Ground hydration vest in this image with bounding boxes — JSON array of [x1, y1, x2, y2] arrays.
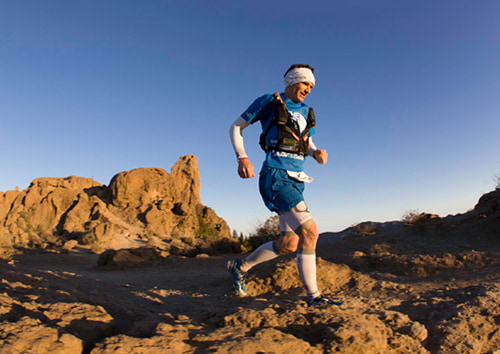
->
[[259, 93, 316, 156]]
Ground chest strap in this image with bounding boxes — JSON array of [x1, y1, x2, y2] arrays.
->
[[259, 93, 315, 156]]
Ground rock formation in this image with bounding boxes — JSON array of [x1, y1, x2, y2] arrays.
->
[[0, 155, 235, 257]]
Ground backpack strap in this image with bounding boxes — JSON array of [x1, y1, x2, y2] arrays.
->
[[259, 93, 315, 156], [259, 93, 287, 151]]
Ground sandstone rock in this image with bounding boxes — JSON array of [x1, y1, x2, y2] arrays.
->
[[1, 176, 104, 249], [0, 316, 83, 354], [0, 155, 232, 258], [109, 167, 174, 211], [63, 239, 79, 252], [0, 190, 20, 221], [42, 302, 115, 344], [91, 333, 193, 354], [97, 247, 163, 269], [170, 154, 201, 205], [206, 328, 321, 354], [409, 321, 428, 342]]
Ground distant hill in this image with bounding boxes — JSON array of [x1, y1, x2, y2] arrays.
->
[[319, 220, 405, 243]]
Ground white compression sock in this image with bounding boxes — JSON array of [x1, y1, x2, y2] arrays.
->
[[239, 241, 280, 272], [297, 250, 321, 299]]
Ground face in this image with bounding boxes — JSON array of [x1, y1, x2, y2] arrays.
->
[[284, 82, 314, 103]]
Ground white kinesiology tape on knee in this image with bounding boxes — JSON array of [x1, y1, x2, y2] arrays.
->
[[280, 201, 313, 234]]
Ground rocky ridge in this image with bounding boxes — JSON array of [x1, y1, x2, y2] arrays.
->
[[0, 155, 235, 258]]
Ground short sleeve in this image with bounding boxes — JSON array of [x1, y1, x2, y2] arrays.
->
[[240, 94, 273, 124]]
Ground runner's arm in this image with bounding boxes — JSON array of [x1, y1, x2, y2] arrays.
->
[[309, 137, 328, 164], [229, 117, 250, 159], [230, 117, 255, 178], [308, 137, 317, 157]]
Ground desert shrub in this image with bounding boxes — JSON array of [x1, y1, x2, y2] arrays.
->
[[188, 235, 242, 256], [196, 213, 217, 238], [204, 236, 242, 254], [240, 215, 280, 252], [494, 173, 500, 190], [401, 209, 422, 225], [18, 211, 32, 230], [254, 215, 280, 237]]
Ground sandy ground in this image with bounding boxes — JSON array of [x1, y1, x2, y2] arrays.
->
[[2, 213, 500, 354]]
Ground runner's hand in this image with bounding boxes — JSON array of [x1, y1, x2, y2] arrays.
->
[[238, 158, 255, 178], [314, 149, 328, 164]]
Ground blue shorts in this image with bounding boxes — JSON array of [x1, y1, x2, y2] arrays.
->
[[259, 166, 305, 213]]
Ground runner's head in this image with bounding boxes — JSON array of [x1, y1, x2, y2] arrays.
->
[[284, 64, 315, 103]]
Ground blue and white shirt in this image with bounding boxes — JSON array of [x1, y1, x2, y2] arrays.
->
[[240, 93, 315, 172]]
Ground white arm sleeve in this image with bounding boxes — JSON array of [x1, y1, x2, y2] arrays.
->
[[308, 136, 318, 157], [229, 117, 251, 160]]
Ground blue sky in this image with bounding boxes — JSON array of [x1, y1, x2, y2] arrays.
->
[[1, 1, 499, 234]]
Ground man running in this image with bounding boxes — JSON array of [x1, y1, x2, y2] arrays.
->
[[228, 64, 341, 307]]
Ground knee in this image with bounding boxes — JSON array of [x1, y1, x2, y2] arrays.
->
[[303, 226, 318, 241], [278, 244, 298, 254], [299, 222, 319, 249], [275, 238, 299, 254]]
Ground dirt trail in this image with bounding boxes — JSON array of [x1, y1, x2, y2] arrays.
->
[[10, 249, 241, 323], [2, 212, 500, 353]]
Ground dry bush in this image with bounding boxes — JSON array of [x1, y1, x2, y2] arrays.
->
[[401, 209, 422, 225], [494, 173, 500, 190], [240, 215, 280, 252]]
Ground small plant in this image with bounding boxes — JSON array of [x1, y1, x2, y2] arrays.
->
[[196, 213, 217, 238], [401, 209, 422, 225], [19, 211, 33, 230], [254, 215, 280, 238], [239, 215, 280, 252], [494, 173, 500, 190]]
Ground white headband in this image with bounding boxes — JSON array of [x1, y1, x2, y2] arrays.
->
[[284, 67, 315, 88]]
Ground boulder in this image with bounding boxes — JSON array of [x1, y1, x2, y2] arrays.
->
[[97, 247, 163, 269]]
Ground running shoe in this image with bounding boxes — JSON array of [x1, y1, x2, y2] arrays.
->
[[307, 295, 344, 308], [227, 259, 247, 296]]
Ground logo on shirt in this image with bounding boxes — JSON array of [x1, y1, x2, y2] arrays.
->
[[289, 111, 307, 132], [274, 151, 305, 160]]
